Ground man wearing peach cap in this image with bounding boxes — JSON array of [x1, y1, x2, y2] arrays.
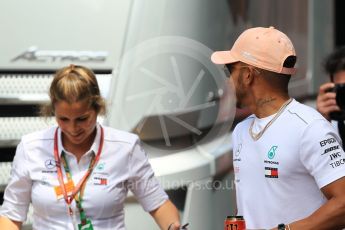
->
[[212, 26, 345, 230]]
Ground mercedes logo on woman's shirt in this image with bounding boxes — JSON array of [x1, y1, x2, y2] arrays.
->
[[45, 159, 56, 169]]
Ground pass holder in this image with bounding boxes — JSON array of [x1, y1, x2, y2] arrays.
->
[[54, 180, 75, 200], [78, 219, 94, 230]]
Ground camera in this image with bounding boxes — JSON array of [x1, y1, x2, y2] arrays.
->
[[329, 83, 345, 120]]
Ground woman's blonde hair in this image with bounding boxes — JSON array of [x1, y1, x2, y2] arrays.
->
[[40, 64, 106, 116]]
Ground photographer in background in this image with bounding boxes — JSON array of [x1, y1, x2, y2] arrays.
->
[[317, 46, 345, 145]]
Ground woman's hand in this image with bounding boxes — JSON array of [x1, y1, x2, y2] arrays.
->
[[0, 216, 22, 230], [167, 222, 181, 230]]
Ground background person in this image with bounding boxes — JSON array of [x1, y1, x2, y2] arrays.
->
[[212, 26, 345, 230], [0, 65, 181, 230], [317, 46, 345, 144]]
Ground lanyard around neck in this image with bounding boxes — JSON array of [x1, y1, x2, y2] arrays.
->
[[60, 151, 92, 225], [53, 126, 104, 210], [60, 151, 91, 203]]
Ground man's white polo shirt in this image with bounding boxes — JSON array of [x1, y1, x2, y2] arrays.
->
[[0, 124, 168, 229], [232, 99, 345, 229]]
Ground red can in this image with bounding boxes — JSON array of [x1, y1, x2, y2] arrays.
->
[[224, 216, 246, 230]]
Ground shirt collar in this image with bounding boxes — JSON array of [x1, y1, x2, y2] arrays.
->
[[57, 123, 101, 157]]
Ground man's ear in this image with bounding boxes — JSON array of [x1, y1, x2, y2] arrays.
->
[[246, 67, 261, 86], [242, 69, 254, 85]]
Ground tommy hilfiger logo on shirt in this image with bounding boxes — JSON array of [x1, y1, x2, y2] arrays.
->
[[265, 167, 278, 178], [94, 177, 108, 185]]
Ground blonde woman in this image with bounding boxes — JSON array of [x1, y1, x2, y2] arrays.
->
[[0, 65, 180, 230]]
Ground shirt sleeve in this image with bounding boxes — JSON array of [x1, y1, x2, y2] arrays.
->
[[127, 138, 168, 212], [0, 141, 32, 222], [300, 119, 345, 188]]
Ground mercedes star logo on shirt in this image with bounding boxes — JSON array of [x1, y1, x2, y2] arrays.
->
[[45, 159, 56, 169]]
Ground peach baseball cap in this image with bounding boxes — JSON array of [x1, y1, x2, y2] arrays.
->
[[211, 26, 296, 75]]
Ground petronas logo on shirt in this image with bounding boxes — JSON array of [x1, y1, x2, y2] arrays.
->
[[267, 146, 278, 159], [96, 163, 105, 171]]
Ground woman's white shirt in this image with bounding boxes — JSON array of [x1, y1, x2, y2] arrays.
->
[[0, 124, 168, 230]]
